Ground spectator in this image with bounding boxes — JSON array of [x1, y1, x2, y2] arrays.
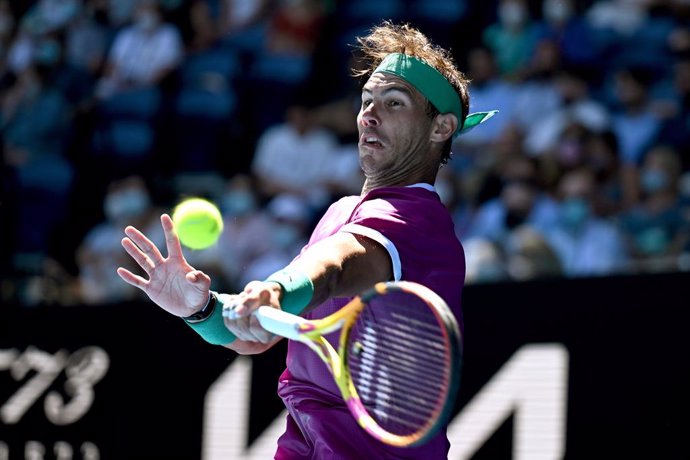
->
[[523, 66, 611, 158], [95, 0, 183, 99], [453, 45, 518, 153], [609, 65, 662, 167], [1, 59, 74, 264], [105, 0, 139, 29], [264, 0, 325, 57], [538, 120, 593, 191], [543, 167, 629, 277], [236, 192, 312, 289], [182, 0, 220, 52], [184, 174, 275, 292], [64, 0, 111, 79], [482, 0, 540, 80], [21, 0, 80, 36], [244, 0, 326, 130], [536, 0, 603, 68], [217, 0, 271, 53], [76, 174, 162, 304], [88, 0, 185, 175], [464, 154, 559, 244], [463, 236, 509, 284], [617, 145, 689, 272], [511, 38, 563, 135], [504, 225, 563, 281], [251, 100, 340, 210], [654, 58, 690, 170], [585, 0, 648, 38], [582, 129, 628, 216]]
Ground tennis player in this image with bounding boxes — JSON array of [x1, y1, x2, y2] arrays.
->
[[118, 21, 494, 459]]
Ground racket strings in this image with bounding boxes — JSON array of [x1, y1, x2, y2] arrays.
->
[[355, 329, 447, 379], [352, 365, 443, 415], [363, 318, 449, 364], [350, 329, 447, 413], [347, 293, 451, 437], [351, 346, 446, 390]]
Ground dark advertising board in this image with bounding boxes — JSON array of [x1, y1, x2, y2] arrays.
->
[[2, 272, 688, 459]]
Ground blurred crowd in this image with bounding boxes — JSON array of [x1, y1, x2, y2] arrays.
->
[[1, 0, 689, 307]]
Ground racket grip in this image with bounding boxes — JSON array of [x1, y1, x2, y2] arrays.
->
[[253, 306, 306, 341]]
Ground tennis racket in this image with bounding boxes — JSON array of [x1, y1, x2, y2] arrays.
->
[[228, 280, 462, 447]]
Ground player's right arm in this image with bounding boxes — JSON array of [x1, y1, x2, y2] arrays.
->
[[222, 230, 393, 354]]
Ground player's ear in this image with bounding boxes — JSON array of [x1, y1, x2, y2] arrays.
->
[[430, 113, 458, 143]]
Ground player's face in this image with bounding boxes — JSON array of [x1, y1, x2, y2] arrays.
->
[[357, 72, 435, 181]]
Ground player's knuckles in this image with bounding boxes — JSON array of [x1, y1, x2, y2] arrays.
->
[[225, 317, 255, 341], [248, 316, 272, 342], [243, 280, 264, 293]]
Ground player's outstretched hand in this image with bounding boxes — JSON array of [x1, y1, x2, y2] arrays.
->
[[117, 213, 211, 317]]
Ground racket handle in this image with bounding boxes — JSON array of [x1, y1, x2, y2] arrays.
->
[[253, 306, 307, 341]]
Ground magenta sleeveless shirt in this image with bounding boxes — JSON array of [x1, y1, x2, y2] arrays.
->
[[274, 185, 465, 459]]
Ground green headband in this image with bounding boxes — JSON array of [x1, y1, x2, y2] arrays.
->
[[373, 53, 498, 136]]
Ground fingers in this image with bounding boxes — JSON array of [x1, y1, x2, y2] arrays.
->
[[161, 214, 185, 260], [123, 225, 165, 267], [220, 293, 274, 343], [231, 281, 272, 318], [116, 267, 148, 289], [226, 314, 274, 343], [185, 270, 211, 285], [121, 237, 157, 275]]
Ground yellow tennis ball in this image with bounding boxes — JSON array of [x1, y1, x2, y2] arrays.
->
[[172, 198, 224, 250]]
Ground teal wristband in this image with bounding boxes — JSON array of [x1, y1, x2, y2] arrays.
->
[[264, 269, 314, 315], [184, 292, 237, 345]]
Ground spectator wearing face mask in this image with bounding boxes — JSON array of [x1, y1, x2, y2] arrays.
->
[[482, 0, 540, 80], [609, 65, 662, 167], [616, 145, 689, 272], [464, 154, 559, 244], [95, 0, 183, 99], [543, 167, 629, 277], [523, 67, 611, 158], [654, 58, 690, 168], [582, 129, 628, 217], [183, 174, 275, 293], [22, 0, 80, 35], [535, 0, 603, 69], [1, 54, 74, 268], [235, 192, 311, 290], [452, 45, 519, 154], [75, 175, 162, 304]]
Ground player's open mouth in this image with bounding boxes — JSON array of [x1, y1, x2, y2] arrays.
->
[[361, 135, 384, 148]]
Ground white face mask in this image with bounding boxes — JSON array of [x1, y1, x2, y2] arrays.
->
[[104, 189, 150, 221], [271, 223, 300, 249], [221, 190, 257, 217], [640, 169, 669, 194], [499, 2, 528, 27], [543, 0, 572, 23], [136, 11, 159, 32]]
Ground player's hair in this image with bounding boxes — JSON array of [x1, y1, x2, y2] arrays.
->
[[353, 21, 471, 164]]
